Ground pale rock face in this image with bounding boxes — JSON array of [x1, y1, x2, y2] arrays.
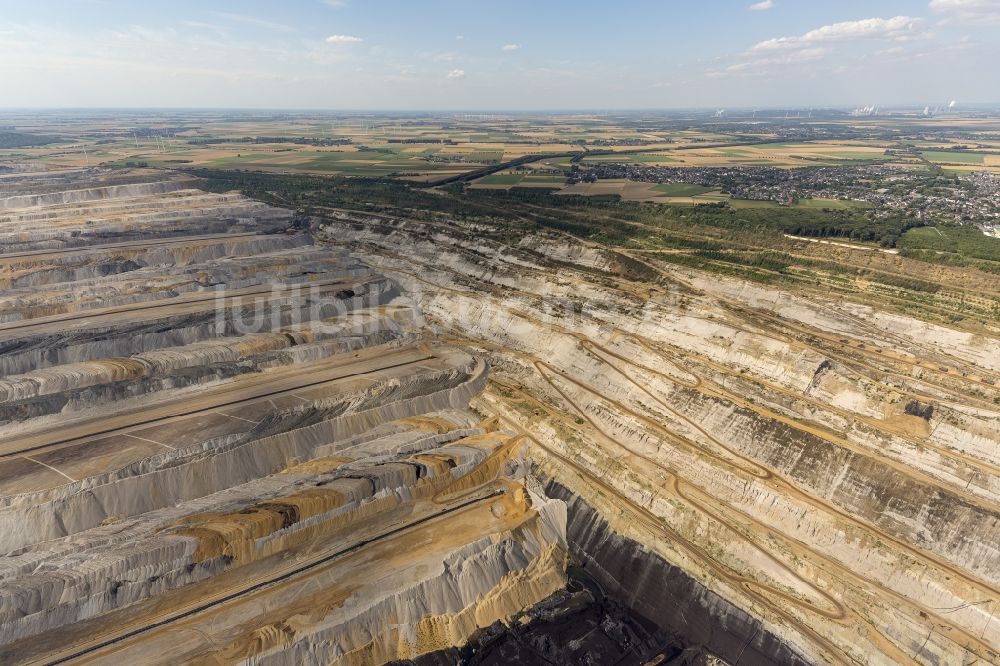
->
[[2, 170, 996, 666], [0, 172, 591, 666], [315, 210, 1000, 666], [0, 180, 194, 210]]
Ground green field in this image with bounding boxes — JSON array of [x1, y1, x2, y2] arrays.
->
[[898, 226, 1000, 265], [192, 144, 527, 174], [729, 197, 870, 210], [202, 149, 433, 176], [521, 174, 567, 185], [477, 173, 524, 185], [208, 152, 281, 166], [795, 197, 872, 210], [0, 131, 64, 148], [653, 183, 716, 196], [466, 150, 504, 163], [921, 150, 986, 165], [729, 199, 779, 209]]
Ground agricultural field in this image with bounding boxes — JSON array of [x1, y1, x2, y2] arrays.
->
[[7, 110, 1000, 183], [0, 111, 591, 179], [472, 172, 526, 187], [3, 108, 999, 216], [582, 153, 680, 164], [728, 197, 872, 210], [557, 179, 729, 204], [664, 142, 892, 167], [470, 171, 567, 189], [919, 149, 1000, 173], [575, 142, 894, 168], [921, 150, 988, 165]]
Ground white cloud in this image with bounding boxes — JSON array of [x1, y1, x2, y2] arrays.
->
[[182, 21, 221, 30], [455, 35, 464, 40], [876, 45, 906, 56], [715, 16, 927, 78], [749, 0, 774, 10], [213, 12, 294, 33], [752, 16, 924, 51], [323, 0, 348, 7], [447, 68, 465, 79], [326, 34, 363, 44], [720, 46, 829, 75], [501, 43, 521, 51], [930, 0, 1000, 23]]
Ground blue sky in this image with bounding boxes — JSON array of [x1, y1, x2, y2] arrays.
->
[[1, 0, 998, 109]]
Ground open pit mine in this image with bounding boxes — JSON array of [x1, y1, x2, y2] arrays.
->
[[0, 168, 998, 666]]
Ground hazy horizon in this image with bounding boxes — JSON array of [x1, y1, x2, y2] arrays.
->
[[2, 104, 999, 114]]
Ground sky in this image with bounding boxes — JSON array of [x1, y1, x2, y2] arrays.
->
[[1, 0, 998, 109]]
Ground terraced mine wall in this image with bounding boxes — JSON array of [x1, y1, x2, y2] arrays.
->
[[547, 480, 809, 666], [0, 182, 295, 254], [0, 179, 198, 210], [0, 171, 600, 665], [0, 279, 399, 376], [0, 325, 399, 423], [4, 169, 999, 664], [0, 233, 313, 294], [0, 167, 95, 194], [244, 494, 569, 666], [0, 420, 519, 645], [389, 479, 808, 666], [315, 207, 1000, 665], [0, 355, 488, 553]]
